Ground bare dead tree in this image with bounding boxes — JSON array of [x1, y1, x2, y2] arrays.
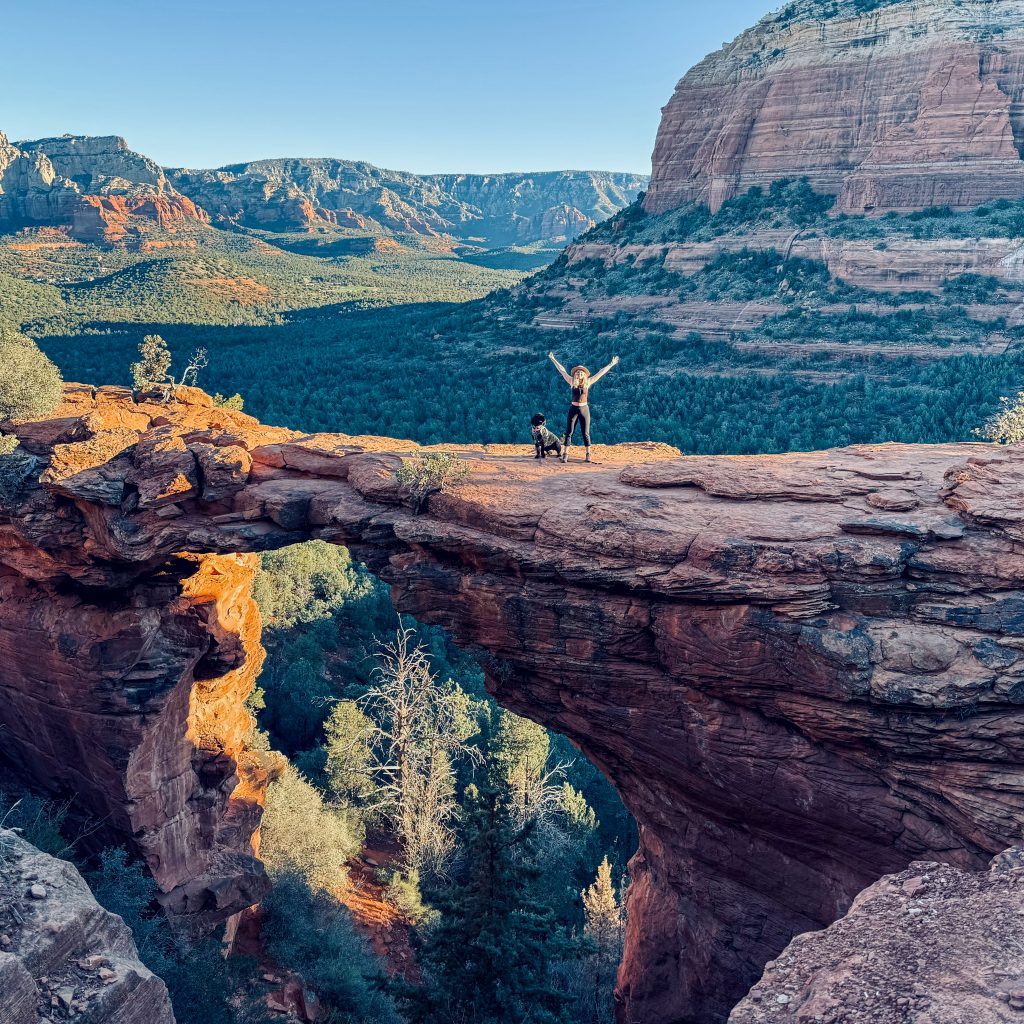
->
[[359, 627, 477, 876]]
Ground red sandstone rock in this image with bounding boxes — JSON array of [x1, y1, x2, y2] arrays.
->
[[73, 193, 210, 244], [3, 387, 1024, 1022], [646, 0, 1024, 215]]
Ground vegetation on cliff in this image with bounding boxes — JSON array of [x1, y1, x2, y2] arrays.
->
[[251, 541, 632, 1023]]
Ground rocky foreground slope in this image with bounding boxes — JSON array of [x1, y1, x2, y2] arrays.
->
[[0, 132, 644, 247], [0, 829, 174, 1024], [3, 386, 1024, 1023], [728, 848, 1024, 1024]]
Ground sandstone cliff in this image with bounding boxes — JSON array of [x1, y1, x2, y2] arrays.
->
[[0, 829, 174, 1024], [515, 0, 1024, 385], [0, 134, 209, 244], [646, 0, 1024, 215], [3, 386, 1024, 1023], [0, 131, 644, 249]]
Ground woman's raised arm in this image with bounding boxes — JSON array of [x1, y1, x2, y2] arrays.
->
[[588, 355, 620, 385], [548, 351, 573, 385]]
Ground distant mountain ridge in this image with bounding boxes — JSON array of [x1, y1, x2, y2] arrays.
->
[[0, 132, 646, 248], [168, 158, 646, 245]]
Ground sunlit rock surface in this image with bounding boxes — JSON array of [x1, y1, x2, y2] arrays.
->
[[646, 0, 1024, 215]]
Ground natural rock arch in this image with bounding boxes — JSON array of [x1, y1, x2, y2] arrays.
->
[[2, 385, 1024, 1024]]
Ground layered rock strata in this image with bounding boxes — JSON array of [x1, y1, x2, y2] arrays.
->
[[3, 386, 1024, 1023], [0, 133, 209, 243], [0, 131, 644, 247], [646, 0, 1024, 215]]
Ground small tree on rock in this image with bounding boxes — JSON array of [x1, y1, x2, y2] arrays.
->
[[131, 334, 173, 392], [396, 453, 470, 513], [131, 335, 209, 400]]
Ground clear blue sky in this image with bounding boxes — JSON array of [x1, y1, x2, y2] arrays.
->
[[3, 0, 776, 175]]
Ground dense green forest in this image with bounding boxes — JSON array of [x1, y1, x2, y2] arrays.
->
[[10, 180, 1022, 455], [34, 292, 1024, 455]]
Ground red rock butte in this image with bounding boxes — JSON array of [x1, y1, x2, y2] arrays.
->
[[646, 0, 1024, 215], [2, 386, 1024, 1024]]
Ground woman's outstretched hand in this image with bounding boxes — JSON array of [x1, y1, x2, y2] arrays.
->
[[548, 351, 556, 360], [612, 355, 621, 365]]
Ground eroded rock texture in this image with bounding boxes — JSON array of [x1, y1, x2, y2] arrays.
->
[[0, 829, 174, 1024], [646, 0, 1024, 214], [728, 848, 1024, 1024], [3, 386, 1024, 1023]]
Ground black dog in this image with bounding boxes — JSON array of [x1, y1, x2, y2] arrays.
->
[[531, 413, 563, 459]]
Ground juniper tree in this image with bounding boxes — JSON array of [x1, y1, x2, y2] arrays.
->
[[0, 329, 63, 421], [131, 333, 173, 391]]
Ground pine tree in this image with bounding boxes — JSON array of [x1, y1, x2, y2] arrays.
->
[[402, 784, 573, 1024], [580, 856, 625, 1024]]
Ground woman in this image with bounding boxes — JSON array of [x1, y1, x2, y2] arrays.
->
[[548, 351, 620, 463]]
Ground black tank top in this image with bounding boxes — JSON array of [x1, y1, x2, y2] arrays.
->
[[571, 383, 588, 404]]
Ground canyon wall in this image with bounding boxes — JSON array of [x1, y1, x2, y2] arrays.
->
[[165, 161, 647, 243], [0, 133, 210, 244], [646, 0, 1024, 215], [3, 386, 1024, 1023]]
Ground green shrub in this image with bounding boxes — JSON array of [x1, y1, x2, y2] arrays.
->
[[253, 541, 376, 630], [0, 330, 63, 421], [395, 453, 470, 511], [977, 391, 1024, 444], [213, 392, 245, 410], [382, 867, 433, 924], [260, 762, 363, 891]]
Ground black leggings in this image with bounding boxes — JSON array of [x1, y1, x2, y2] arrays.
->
[[564, 403, 591, 446]]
